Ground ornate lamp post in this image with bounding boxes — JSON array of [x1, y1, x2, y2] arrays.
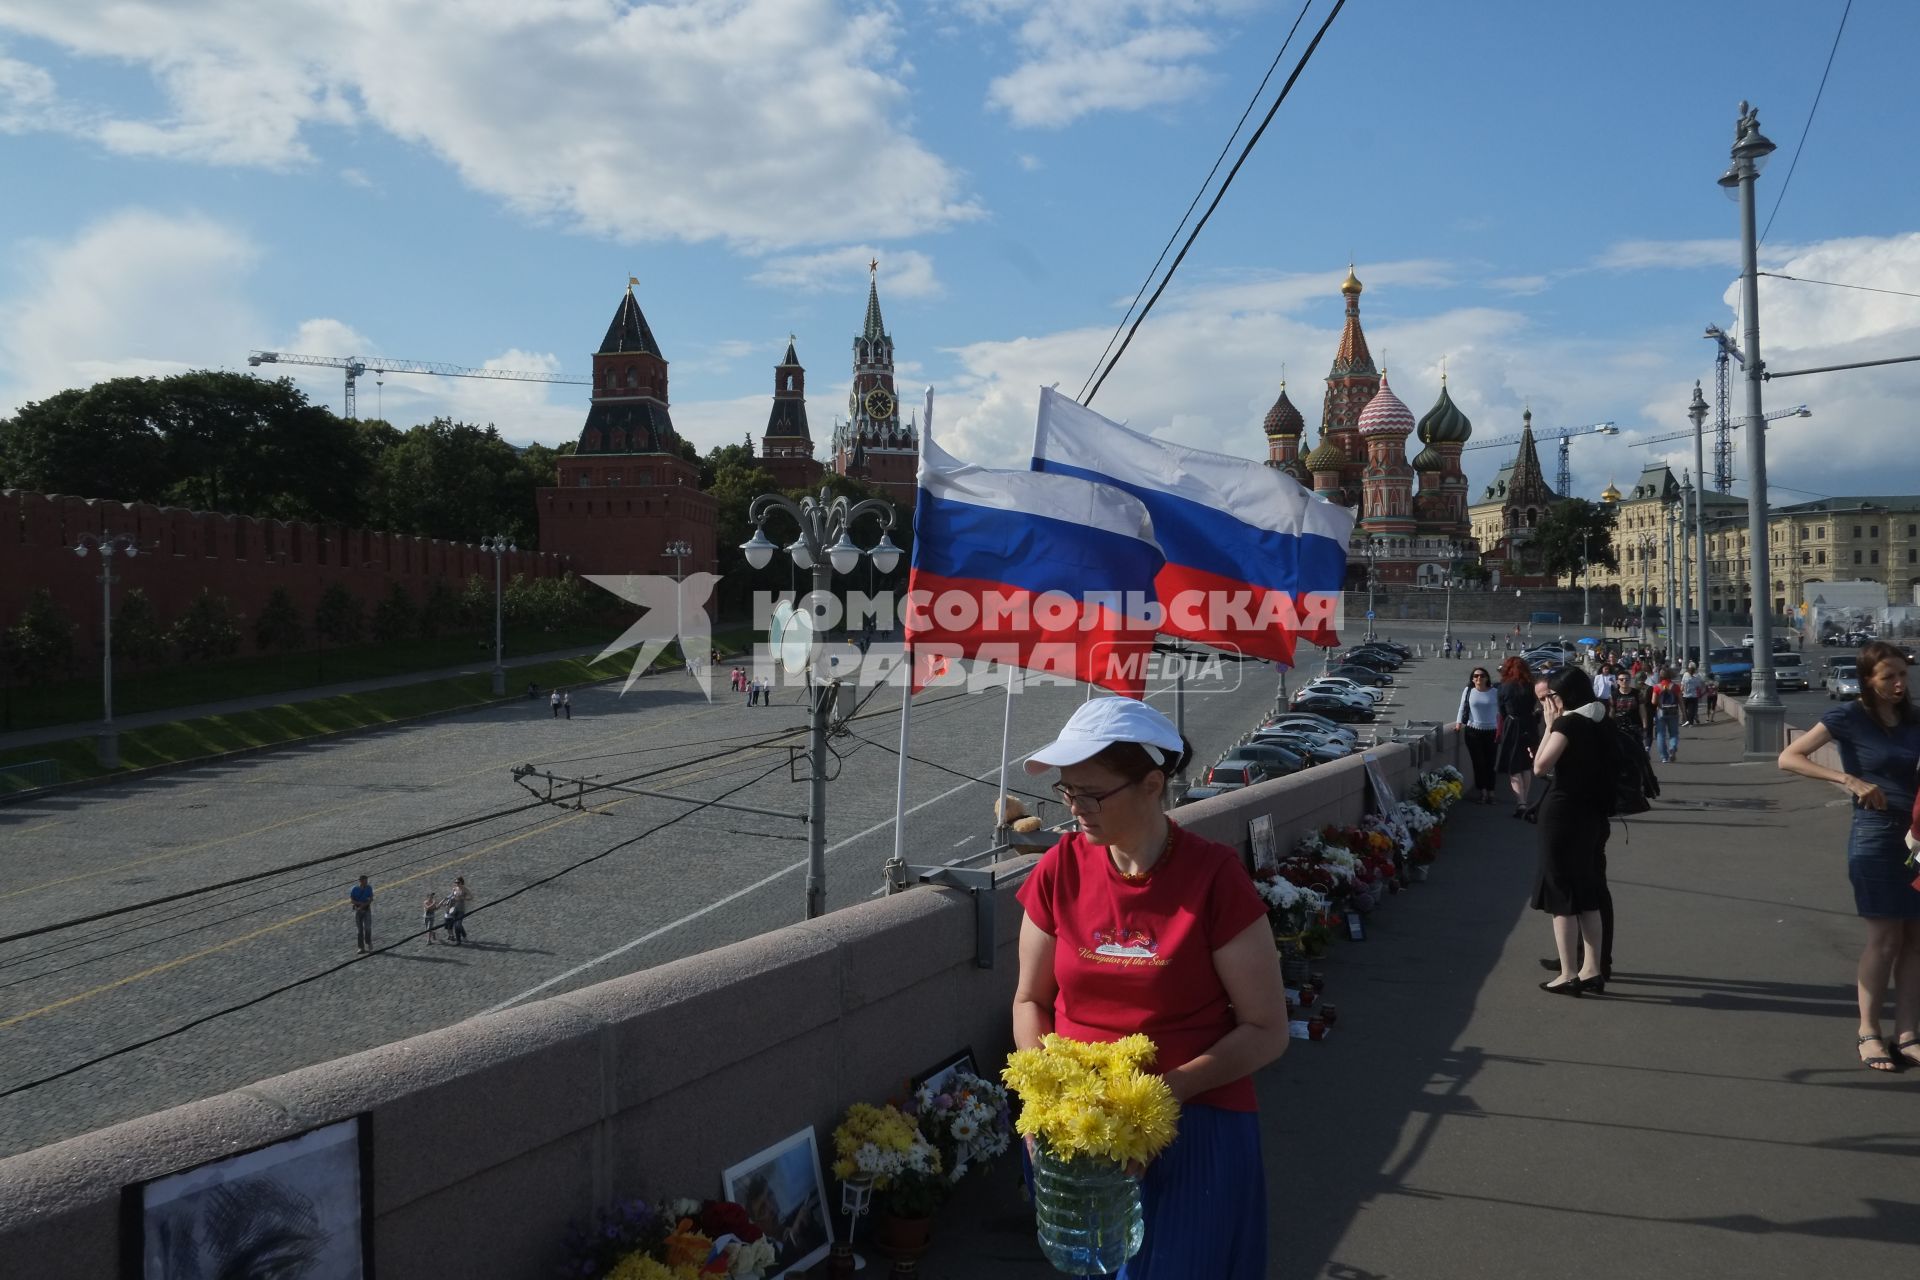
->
[[480, 535, 515, 695], [1581, 530, 1591, 627], [73, 533, 140, 767], [1362, 538, 1381, 642], [741, 488, 901, 919], [1720, 100, 1782, 756], [1687, 383, 1711, 650], [1636, 531, 1657, 641], [664, 538, 693, 670]]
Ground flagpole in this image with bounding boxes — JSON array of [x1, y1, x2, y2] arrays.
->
[[886, 388, 933, 893], [995, 662, 1016, 834]]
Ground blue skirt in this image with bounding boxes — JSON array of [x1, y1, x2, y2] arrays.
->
[[1024, 1103, 1266, 1278], [1847, 810, 1920, 918]]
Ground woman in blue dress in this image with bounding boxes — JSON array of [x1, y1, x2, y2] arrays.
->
[[1778, 641, 1920, 1072]]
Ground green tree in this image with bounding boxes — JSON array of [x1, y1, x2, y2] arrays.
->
[[161, 371, 370, 523], [0, 381, 172, 500], [254, 586, 307, 654], [314, 583, 363, 648], [1529, 498, 1621, 583], [372, 419, 533, 545], [370, 582, 418, 645], [112, 588, 170, 670], [418, 579, 464, 639], [458, 573, 492, 630], [169, 590, 243, 663], [705, 448, 781, 620], [3, 589, 75, 682]]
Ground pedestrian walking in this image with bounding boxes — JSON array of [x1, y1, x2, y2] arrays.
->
[[349, 875, 374, 953], [1014, 697, 1287, 1274], [1681, 663, 1705, 727], [1592, 665, 1616, 705], [1777, 641, 1920, 1072], [423, 892, 440, 945], [1454, 666, 1500, 803], [1651, 669, 1682, 763], [1704, 677, 1719, 722], [445, 876, 471, 945], [1493, 656, 1541, 817], [550, 689, 562, 718], [1530, 667, 1613, 996], [562, 691, 572, 720]]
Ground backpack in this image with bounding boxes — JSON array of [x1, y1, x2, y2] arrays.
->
[[1655, 681, 1679, 711], [1605, 720, 1660, 816]]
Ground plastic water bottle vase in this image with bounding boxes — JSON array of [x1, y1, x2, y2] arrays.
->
[[1032, 1142, 1143, 1275]]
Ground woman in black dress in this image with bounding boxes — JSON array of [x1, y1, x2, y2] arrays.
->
[[1493, 656, 1540, 816], [1531, 666, 1612, 996]]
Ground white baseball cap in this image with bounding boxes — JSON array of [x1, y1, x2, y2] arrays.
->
[[1024, 698, 1185, 775]]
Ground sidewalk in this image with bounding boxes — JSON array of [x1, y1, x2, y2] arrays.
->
[[920, 715, 1920, 1278], [0, 643, 612, 755]]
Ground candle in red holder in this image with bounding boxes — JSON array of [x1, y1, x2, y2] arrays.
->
[[1308, 1016, 1327, 1041], [1297, 988, 1317, 1008], [1319, 1003, 1339, 1027]]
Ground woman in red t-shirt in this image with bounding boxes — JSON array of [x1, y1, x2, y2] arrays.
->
[[1014, 697, 1289, 1277]]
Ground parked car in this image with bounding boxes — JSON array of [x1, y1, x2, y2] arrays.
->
[[1349, 640, 1408, 659], [1253, 733, 1348, 765], [1295, 686, 1375, 712], [1741, 633, 1754, 648], [1827, 662, 1860, 701], [1255, 720, 1355, 747], [1219, 743, 1307, 775], [1262, 713, 1360, 744], [1324, 664, 1392, 686], [1175, 784, 1229, 805], [1773, 652, 1809, 692], [1289, 694, 1377, 723], [1302, 677, 1386, 702], [1337, 649, 1400, 671], [1205, 760, 1278, 788], [1709, 645, 1753, 695]]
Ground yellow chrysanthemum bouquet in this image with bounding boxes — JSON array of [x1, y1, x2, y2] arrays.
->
[[1002, 1034, 1179, 1273]]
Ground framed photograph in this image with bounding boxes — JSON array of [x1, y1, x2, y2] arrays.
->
[[721, 1128, 832, 1278], [910, 1048, 978, 1099], [121, 1115, 371, 1279], [1247, 813, 1279, 876], [1361, 752, 1399, 817]]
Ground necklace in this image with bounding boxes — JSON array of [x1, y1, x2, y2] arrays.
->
[[1110, 821, 1176, 884]]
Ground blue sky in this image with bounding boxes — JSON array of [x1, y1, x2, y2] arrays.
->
[[2, 0, 1917, 507]]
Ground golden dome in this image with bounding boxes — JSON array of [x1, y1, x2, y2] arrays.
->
[[1600, 479, 1622, 503], [1341, 264, 1363, 295]]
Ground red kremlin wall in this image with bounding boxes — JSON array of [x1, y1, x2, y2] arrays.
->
[[0, 490, 567, 661]]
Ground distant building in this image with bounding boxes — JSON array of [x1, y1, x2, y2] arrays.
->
[[830, 263, 918, 509], [536, 281, 716, 579], [758, 337, 821, 492], [1466, 410, 1560, 588]]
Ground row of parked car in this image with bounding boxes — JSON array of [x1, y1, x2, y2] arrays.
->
[[1178, 641, 1413, 804]]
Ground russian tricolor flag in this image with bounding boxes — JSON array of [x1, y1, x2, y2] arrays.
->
[[906, 428, 1166, 698], [1031, 387, 1352, 659]]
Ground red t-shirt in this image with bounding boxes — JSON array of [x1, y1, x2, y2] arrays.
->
[[1016, 823, 1269, 1111]]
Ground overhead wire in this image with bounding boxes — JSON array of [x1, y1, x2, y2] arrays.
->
[[1084, 0, 1348, 406], [1758, 0, 1852, 245], [1756, 271, 1920, 302], [1076, 0, 1316, 402]]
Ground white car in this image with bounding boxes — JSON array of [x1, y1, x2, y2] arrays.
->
[[1303, 677, 1386, 702], [1294, 686, 1375, 712], [1741, 633, 1755, 648]]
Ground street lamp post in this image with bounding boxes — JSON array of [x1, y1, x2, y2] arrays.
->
[[1688, 383, 1712, 651], [1637, 532, 1656, 642], [1363, 539, 1379, 642], [1581, 530, 1591, 627], [73, 533, 140, 767], [1721, 100, 1782, 756], [1663, 500, 1678, 663], [664, 538, 692, 670], [1441, 541, 1458, 654], [741, 488, 901, 919], [481, 535, 515, 695], [1678, 474, 1695, 666]]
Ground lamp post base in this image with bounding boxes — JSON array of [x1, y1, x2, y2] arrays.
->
[[1741, 700, 1786, 760], [491, 667, 506, 696], [95, 730, 120, 769]]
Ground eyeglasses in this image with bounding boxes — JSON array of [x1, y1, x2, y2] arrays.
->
[[1471, 672, 1490, 681], [1051, 777, 1141, 814]]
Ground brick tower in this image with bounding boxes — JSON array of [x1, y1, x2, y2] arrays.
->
[[831, 261, 917, 509], [759, 336, 822, 491]]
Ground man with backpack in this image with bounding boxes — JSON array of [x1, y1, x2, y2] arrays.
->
[[1650, 668, 1683, 764]]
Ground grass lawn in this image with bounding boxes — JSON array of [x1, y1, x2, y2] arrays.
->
[[0, 624, 755, 788]]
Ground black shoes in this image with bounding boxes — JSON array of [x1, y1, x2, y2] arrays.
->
[[1539, 977, 1581, 997]]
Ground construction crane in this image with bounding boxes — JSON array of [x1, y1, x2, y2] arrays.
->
[[1703, 324, 1741, 491], [1629, 404, 1810, 449], [1463, 420, 1618, 498], [246, 351, 591, 419]]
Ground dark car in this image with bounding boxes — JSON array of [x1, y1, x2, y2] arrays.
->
[[1263, 713, 1360, 742], [1338, 649, 1401, 670], [1175, 784, 1230, 805], [1290, 694, 1377, 723], [1252, 733, 1347, 765], [1219, 743, 1306, 775], [1325, 664, 1392, 686], [1205, 760, 1277, 788]]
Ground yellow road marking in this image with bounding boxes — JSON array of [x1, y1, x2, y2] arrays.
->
[[0, 745, 787, 1029]]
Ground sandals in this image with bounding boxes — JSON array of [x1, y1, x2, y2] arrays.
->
[[1859, 1034, 1898, 1072], [1898, 1037, 1920, 1069]]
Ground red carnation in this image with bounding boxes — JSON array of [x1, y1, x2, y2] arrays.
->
[[698, 1199, 763, 1243]]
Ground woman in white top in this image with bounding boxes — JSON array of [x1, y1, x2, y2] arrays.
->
[[1454, 666, 1502, 803]]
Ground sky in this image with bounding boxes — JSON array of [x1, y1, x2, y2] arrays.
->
[[2, 0, 1918, 512]]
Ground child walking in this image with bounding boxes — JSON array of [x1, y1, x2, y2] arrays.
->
[[423, 892, 441, 945]]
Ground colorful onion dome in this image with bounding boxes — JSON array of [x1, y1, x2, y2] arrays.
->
[[1262, 381, 1306, 437], [1600, 479, 1623, 503], [1416, 378, 1473, 444], [1412, 444, 1445, 471], [1305, 437, 1347, 471], [1357, 371, 1414, 436], [1341, 265, 1363, 296]]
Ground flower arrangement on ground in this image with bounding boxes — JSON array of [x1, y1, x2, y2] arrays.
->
[[910, 1071, 1013, 1185], [1256, 871, 1330, 938], [1001, 1033, 1180, 1166], [1418, 767, 1465, 815], [558, 1197, 776, 1280], [830, 1101, 947, 1219]]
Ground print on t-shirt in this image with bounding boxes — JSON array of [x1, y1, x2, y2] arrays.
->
[[1090, 926, 1161, 961]]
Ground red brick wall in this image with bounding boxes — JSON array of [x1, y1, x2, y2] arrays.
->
[[535, 482, 718, 580], [0, 490, 569, 660]]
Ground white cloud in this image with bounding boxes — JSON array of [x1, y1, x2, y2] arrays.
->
[[1488, 275, 1549, 296], [0, 0, 979, 249], [962, 0, 1254, 128], [750, 246, 942, 299], [1018, 153, 1043, 171], [1593, 239, 1741, 272]]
